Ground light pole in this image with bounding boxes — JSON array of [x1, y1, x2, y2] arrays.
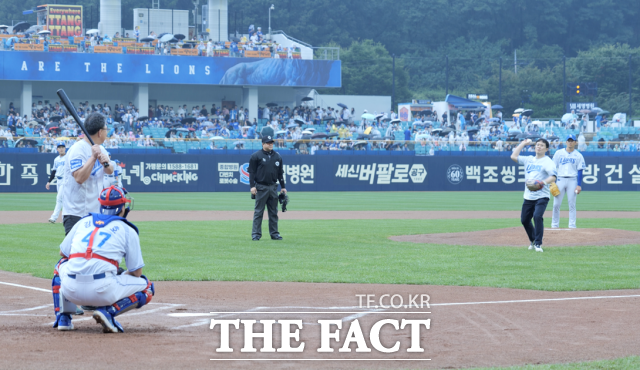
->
[[268, 4, 274, 40]]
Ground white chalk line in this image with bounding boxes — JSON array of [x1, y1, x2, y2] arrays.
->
[[430, 294, 640, 307], [56, 303, 184, 325], [0, 304, 52, 314], [0, 281, 50, 292], [6, 280, 640, 328], [170, 294, 640, 329]]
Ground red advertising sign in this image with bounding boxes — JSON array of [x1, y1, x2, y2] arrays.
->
[[47, 5, 83, 37]]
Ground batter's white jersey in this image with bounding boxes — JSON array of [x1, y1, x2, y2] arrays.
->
[[518, 155, 557, 200], [553, 149, 586, 177], [60, 213, 144, 275], [62, 141, 111, 217]]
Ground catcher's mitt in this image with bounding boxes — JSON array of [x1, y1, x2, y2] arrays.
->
[[525, 179, 545, 192], [549, 182, 560, 197], [278, 192, 289, 212]]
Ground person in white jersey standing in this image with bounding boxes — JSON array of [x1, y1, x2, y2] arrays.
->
[[46, 142, 67, 224], [551, 134, 586, 229]]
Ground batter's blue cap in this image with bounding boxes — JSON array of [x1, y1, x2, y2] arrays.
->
[[566, 134, 576, 141], [56, 141, 65, 147]]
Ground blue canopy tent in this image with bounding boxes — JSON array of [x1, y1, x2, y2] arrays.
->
[[445, 94, 486, 111]]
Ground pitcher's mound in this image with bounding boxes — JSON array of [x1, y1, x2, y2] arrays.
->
[[390, 227, 640, 247]]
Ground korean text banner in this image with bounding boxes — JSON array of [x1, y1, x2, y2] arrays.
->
[[0, 52, 342, 87], [1, 153, 638, 192]]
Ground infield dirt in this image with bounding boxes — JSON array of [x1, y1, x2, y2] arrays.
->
[[2, 270, 640, 369]]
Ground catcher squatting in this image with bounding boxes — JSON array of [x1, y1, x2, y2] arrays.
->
[[52, 186, 155, 333]]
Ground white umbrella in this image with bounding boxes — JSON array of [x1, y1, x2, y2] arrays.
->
[[86, 29, 99, 35], [361, 113, 376, 120], [390, 119, 401, 124], [208, 136, 225, 140], [301, 130, 313, 135], [514, 108, 525, 114], [38, 30, 51, 35], [561, 113, 573, 123], [159, 34, 174, 43], [0, 25, 9, 29]]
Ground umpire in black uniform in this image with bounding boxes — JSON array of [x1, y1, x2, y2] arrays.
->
[[249, 134, 287, 241]]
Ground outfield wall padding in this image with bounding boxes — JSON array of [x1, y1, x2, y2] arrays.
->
[[1, 154, 638, 192]]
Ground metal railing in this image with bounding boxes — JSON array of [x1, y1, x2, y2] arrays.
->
[[3, 137, 638, 156]]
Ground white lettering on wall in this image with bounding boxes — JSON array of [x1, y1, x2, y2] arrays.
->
[[146, 64, 150, 74], [101, 63, 107, 73], [38, 61, 44, 71], [117, 63, 122, 73], [174, 65, 179, 74], [84, 62, 90, 72], [55, 61, 60, 71], [205, 66, 210, 75], [189, 65, 195, 75], [21, 61, 27, 71]]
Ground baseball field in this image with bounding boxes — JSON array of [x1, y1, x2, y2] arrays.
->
[[1, 191, 639, 369]]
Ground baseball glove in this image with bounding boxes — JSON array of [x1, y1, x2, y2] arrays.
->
[[549, 182, 560, 197], [526, 179, 545, 192]]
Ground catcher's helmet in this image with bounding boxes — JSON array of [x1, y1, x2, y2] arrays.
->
[[99, 186, 133, 216]]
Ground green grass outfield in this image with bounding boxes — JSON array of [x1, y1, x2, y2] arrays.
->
[[1, 217, 638, 291], [1, 192, 639, 369], [1, 191, 638, 211], [469, 356, 640, 369]]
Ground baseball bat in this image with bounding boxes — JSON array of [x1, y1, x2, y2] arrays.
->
[[56, 89, 109, 168]]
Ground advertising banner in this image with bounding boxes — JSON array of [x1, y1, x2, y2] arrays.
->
[[48, 44, 64, 52], [14, 44, 45, 52], [171, 48, 199, 56], [245, 50, 271, 58], [113, 38, 136, 44], [94, 45, 123, 54], [1, 153, 638, 193], [213, 49, 230, 57], [127, 47, 155, 55], [566, 102, 597, 113], [63, 44, 78, 52], [46, 5, 83, 37], [0, 51, 342, 87]]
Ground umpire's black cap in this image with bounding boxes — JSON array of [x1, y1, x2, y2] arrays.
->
[[262, 135, 274, 143]]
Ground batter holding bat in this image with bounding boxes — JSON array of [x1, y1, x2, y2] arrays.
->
[[511, 138, 557, 252], [57, 90, 114, 235], [61, 112, 114, 235]]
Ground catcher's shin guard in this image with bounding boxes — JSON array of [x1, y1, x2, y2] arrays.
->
[[110, 275, 155, 317], [51, 257, 68, 328]]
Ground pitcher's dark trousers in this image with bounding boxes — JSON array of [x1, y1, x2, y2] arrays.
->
[[252, 184, 279, 239], [521, 198, 549, 246]]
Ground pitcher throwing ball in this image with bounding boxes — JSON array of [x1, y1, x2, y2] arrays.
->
[[511, 139, 557, 252], [51, 186, 154, 333], [551, 135, 586, 229]]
